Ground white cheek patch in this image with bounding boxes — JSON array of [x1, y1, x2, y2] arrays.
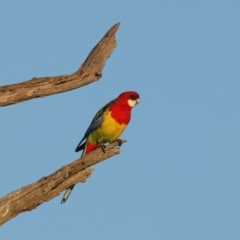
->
[[128, 99, 139, 107]]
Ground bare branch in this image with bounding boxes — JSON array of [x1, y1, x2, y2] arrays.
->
[[0, 140, 126, 226], [0, 23, 120, 107]]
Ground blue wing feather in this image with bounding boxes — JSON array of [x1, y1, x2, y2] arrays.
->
[[75, 98, 118, 152], [83, 114, 104, 139]]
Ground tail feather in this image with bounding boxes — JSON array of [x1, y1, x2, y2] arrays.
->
[[61, 185, 75, 204], [61, 141, 98, 204], [75, 141, 85, 152]]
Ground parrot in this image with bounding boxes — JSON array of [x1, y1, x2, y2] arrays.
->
[[61, 91, 140, 204]]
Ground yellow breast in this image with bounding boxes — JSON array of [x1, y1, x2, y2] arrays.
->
[[89, 110, 127, 144]]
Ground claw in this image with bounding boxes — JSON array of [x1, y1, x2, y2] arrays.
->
[[112, 139, 122, 146], [100, 144, 106, 153], [116, 139, 122, 146]]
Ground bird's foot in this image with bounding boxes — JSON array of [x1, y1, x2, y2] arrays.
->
[[112, 139, 123, 146], [99, 144, 106, 153]]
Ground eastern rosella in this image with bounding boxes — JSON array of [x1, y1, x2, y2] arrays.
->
[[61, 91, 140, 204]]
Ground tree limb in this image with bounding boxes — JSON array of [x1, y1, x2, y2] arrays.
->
[[0, 23, 120, 107], [0, 140, 126, 226]]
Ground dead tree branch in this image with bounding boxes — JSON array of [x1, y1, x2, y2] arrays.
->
[[0, 140, 126, 226], [0, 23, 120, 107]]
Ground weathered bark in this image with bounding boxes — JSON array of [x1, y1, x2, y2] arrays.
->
[[0, 23, 120, 107], [0, 140, 126, 226]]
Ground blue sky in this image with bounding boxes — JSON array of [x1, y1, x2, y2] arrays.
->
[[1, 1, 240, 239]]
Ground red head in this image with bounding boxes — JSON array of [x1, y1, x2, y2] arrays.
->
[[117, 91, 140, 107], [109, 91, 140, 125]]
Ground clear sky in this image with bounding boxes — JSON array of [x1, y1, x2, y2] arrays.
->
[[1, 1, 240, 239]]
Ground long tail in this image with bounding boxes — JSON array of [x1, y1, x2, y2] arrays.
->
[[61, 141, 98, 204]]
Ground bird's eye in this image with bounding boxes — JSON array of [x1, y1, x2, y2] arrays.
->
[[130, 95, 136, 100]]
